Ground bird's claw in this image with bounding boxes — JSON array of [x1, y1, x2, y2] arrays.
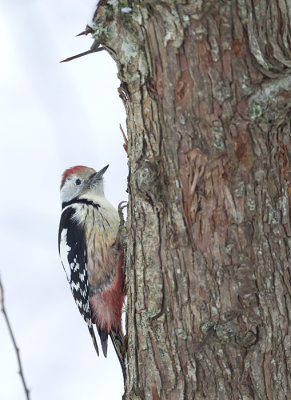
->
[[118, 201, 127, 226], [112, 202, 127, 250], [118, 201, 127, 212]]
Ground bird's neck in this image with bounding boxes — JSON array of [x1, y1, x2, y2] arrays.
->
[[62, 197, 101, 210]]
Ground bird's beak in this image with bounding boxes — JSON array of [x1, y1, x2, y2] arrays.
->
[[90, 165, 109, 182]]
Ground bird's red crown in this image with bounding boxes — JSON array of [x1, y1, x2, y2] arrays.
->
[[60, 165, 94, 188]]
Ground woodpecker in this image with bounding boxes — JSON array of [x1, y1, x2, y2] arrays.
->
[[58, 165, 126, 379]]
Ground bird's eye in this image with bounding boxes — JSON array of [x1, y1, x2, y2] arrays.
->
[[75, 178, 82, 185]]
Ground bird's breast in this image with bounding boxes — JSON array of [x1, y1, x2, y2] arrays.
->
[[73, 202, 120, 294]]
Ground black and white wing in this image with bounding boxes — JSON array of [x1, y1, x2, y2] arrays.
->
[[58, 206, 99, 355]]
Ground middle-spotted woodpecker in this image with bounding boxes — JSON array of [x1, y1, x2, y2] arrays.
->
[[58, 165, 126, 380]]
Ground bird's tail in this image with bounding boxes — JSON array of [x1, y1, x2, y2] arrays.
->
[[97, 327, 109, 357], [110, 328, 126, 383], [88, 325, 99, 356]]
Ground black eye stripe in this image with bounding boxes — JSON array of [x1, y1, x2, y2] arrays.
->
[[75, 179, 82, 185]]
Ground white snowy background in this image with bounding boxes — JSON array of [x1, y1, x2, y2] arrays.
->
[[0, 1, 127, 399]]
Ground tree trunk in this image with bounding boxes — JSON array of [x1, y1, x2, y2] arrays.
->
[[91, 1, 291, 399]]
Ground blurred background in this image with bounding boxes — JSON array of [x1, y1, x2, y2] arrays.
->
[[0, 0, 127, 399]]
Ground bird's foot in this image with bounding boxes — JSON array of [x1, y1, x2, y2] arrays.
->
[[113, 202, 128, 250]]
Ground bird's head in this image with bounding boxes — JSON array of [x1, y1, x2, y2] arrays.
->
[[60, 165, 109, 204]]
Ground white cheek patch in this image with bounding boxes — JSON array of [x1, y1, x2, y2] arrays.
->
[[61, 179, 83, 204], [60, 229, 72, 282]]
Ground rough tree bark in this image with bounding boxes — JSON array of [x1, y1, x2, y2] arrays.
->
[[89, 1, 291, 399]]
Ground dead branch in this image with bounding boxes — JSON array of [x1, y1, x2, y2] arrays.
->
[[120, 124, 128, 154], [0, 275, 30, 400]]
